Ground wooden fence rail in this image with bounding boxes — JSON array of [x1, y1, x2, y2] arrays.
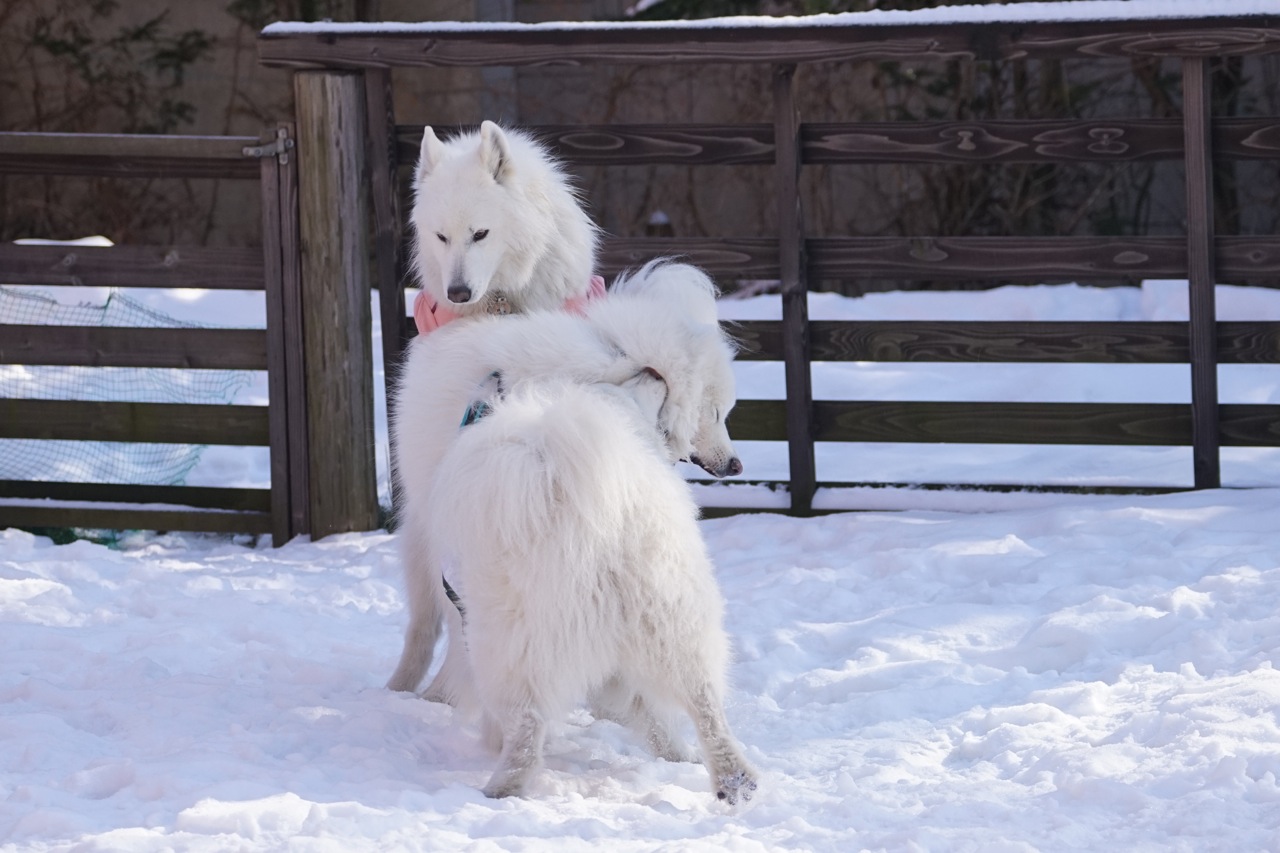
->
[[257, 4, 1280, 518]]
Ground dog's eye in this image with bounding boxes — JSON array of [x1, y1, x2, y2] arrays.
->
[[472, 229, 489, 242], [435, 232, 449, 244]]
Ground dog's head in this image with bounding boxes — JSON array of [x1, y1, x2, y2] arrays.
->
[[598, 262, 743, 479], [410, 121, 540, 314], [657, 325, 742, 479]]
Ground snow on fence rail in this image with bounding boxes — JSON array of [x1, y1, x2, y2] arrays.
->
[[258, 3, 1280, 520]]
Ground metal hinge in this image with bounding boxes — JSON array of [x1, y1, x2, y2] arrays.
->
[[243, 127, 294, 164]]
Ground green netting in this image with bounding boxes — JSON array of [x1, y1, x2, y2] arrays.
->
[[0, 286, 254, 485]]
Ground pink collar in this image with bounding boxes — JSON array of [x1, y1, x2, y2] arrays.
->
[[413, 275, 607, 337]]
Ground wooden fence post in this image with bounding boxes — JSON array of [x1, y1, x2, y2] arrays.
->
[[774, 64, 816, 514], [1183, 57, 1222, 490], [293, 71, 380, 536]]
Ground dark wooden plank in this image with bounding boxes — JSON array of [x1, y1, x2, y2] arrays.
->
[[0, 504, 271, 534], [805, 117, 1280, 164], [811, 321, 1191, 364], [591, 236, 1280, 283], [731, 320, 1280, 364], [0, 480, 271, 512], [258, 20, 1280, 70], [397, 123, 777, 166], [725, 399, 787, 442], [0, 244, 265, 290], [294, 71, 379, 536], [394, 118, 1280, 168], [1219, 321, 1280, 364], [729, 400, 1280, 447], [0, 132, 261, 178], [0, 326, 267, 369], [809, 235, 1280, 281], [0, 400, 270, 445], [774, 64, 815, 515], [1184, 57, 1222, 489], [597, 237, 778, 278], [813, 401, 1193, 445], [1220, 404, 1280, 446]]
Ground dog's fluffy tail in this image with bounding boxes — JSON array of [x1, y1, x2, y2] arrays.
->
[[610, 259, 720, 327]]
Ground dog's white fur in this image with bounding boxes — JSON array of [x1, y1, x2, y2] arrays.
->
[[387, 262, 741, 700], [411, 121, 598, 314], [425, 370, 758, 802]]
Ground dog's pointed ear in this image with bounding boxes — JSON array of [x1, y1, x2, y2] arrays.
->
[[479, 120, 513, 184], [416, 126, 446, 183]]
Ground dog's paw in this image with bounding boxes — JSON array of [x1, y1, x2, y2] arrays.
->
[[714, 769, 759, 806], [481, 779, 523, 799]]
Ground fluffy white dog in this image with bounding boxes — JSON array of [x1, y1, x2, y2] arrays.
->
[[425, 368, 758, 803], [410, 120, 599, 322], [387, 262, 742, 700]]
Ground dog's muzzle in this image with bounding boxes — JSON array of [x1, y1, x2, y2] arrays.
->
[[689, 454, 743, 478]]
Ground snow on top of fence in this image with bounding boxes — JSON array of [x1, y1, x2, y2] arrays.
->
[[261, 0, 1280, 36]]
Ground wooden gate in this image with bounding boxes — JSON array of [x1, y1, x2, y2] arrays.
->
[[0, 128, 309, 543]]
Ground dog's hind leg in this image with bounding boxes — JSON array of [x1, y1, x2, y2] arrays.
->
[[386, 526, 445, 693], [421, 599, 474, 707], [680, 681, 758, 806]]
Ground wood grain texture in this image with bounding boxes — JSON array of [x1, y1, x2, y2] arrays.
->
[[0, 400, 269, 445], [729, 320, 1280, 364], [0, 326, 267, 369], [599, 236, 1280, 282], [806, 117, 1280, 163], [1183, 57, 1222, 489], [294, 71, 379, 537], [0, 244, 264, 290], [0, 132, 261, 178], [597, 237, 778, 277], [727, 400, 1280, 447], [775, 64, 816, 515], [0, 505, 272, 534], [258, 21, 1280, 70], [395, 118, 1280, 168]]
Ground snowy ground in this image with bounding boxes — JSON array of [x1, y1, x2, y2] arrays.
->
[[3, 489, 1280, 851], [3, 276, 1280, 850]]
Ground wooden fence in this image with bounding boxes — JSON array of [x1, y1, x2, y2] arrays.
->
[[0, 129, 310, 542], [258, 5, 1280, 519]]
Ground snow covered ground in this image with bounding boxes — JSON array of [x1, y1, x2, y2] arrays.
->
[[3, 278, 1280, 850]]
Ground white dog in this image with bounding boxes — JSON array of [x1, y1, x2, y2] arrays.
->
[[410, 120, 600, 327], [425, 369, 758, 803], [387, 262, 741, 700]]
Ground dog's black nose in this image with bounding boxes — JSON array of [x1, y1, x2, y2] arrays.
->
[[447, 285, 472, 304], [724, 457, 743, 477]]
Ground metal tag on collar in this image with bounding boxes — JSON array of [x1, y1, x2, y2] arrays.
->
[[486, 292, 511, 316]]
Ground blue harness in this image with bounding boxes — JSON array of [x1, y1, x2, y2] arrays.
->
[[460, 371, 503, 428]]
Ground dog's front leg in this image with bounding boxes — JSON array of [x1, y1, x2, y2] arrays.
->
[[481, 707, 546, 798]]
